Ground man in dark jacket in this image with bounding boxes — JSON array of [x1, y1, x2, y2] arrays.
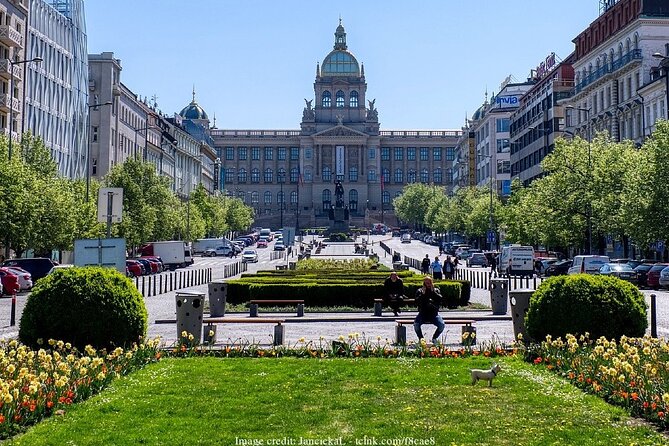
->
[[421, 254, 431, 274], [414, 276, 445, 344], [383, 271, 406, 316]]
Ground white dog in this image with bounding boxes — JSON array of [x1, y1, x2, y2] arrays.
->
[[470, 363, 501, 387]]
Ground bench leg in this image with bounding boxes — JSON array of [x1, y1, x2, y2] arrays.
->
[[297, 303, 304, 317], [461, 325, 476, 346], [273, 324, 285, 346], [395, 325, 407, 345], [203, 324, 217, 345], [250, 303, 258, 317], [374, 301, 383, 317]]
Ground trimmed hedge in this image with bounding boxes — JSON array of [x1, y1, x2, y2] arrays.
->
[[525, 274, 647, 341]]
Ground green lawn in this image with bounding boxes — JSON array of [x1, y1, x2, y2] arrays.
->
[[7, 357, 668, 445]]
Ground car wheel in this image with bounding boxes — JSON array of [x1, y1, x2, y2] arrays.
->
[[212, 252, 217, 257]]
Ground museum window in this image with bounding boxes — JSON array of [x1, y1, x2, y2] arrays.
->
[[238, 191, 246, 203], [264, 191, 272, 205], [252, 147, 260, 160], [433, 168, 442, 183], [349, 189, 358, 211], [368, 147, 376, 159], [433, 148, 442, 161], [350, 91, 358, 108], [251, 191, 259, 205], [349, 166, 358, 182], [277, 191, 285, 205], [394, 168, 403, 183], [290, 167, 299, 183], [278, 147, 286, 160], [382, 168, 390, 183], [381, 147, 390, 161], [336, 90, 345, 108], [264, 147, 273, 160], [446, 147, 455, 160], [420, 147, 429, 160], [322, 189, 331, 211], [264, 168, 273, 183], [322, 91, 331, 108], [382, 191, 390, 204], [290, 147, 299, 160], [225, 147, 234, 160], [407, 147, 416, 161], [408, 169, 417, 183], [238, 147, 247, 160], [225, 168, 234, 184], [238, 168, 247, 183], [251, 168, 260, 183], [322, 166, 332, 181], [394, 147, 403, 161], [290, 190, 298, 204], [367, 168, 376, 181], [420, 168, 429, 183]]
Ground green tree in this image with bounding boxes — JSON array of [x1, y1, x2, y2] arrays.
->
[[393, 183, 442, 228]]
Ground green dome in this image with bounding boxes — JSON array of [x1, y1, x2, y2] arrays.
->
[[322, 50, 360, 76], [180, 101, 208, 120]]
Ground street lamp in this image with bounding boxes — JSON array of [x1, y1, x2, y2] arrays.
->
[[566, 105, 593, 254], [652, 52, 669, 120], [278, 170, 285, 228], [7, 56, 42, 160], [86, 101, 113, 202]]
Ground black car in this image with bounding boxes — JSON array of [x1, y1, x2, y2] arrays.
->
[[1, 258, 57, 282], [544, 260, 572, 277], [634, 263, 654, 288]]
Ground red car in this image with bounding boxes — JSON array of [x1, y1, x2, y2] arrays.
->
[[646, 263, 669, 290], [141, 256, 164, 273], [0, 267, 21, 295], [126, 260, 144, 278]]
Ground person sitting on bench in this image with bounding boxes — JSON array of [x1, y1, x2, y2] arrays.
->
[[414, 276, 445, 345], [383, 271, 406, 316]]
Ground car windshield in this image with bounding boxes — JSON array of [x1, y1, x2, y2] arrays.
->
[[609, 264, 634, 272], [243, 250, 255, 255], [650, 264, 669, 272]]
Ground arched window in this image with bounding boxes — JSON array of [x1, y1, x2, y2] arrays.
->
[[277, 191, 285, 205], [349, 91, 358, 108], [278, 167, 286, 182], [420, 168, 429, 183], [618, 43, 623, 59], [382, 168, 390, 183], [238, 191, 246, 202], [367, 168, 376, 181], [251, 191, 259, 204], [290, 190, 298, 204], [264, 168, 273, 183], [349, 166, 358, 181], [633, 33, 639, 50], [434, 168, 442, 184], [290, 167, 299, 183], [322, 91, 331, 108], [349, 189, 358, 211], [251, 168, 260, 183], [408, 169, 417, 183], [264, 191, 272, 205], [336, 90, 345, 108], [394, 168, 403, 183], [225, 168, 234, 184], [322, 166, 332, 181], [625, 38, 630, 54], [238, 168, 247, 183], [322, 189, 331, 211], [382, 191, 390, 205]]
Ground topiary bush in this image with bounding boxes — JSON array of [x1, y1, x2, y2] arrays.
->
[[525, 274, 647, 341], [19, 267, 148, 350]]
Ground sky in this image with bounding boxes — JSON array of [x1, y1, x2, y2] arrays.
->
[[85, 0, 602, 130]]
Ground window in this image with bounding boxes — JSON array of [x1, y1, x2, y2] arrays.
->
[[92, 126, 98, 142], [420, 168, 429, 183], [277, 191, 285, 205], [336, 90, 345, 108], [496, 118, 510, 133], [349, 166, 358, 181], [350, 91, 358, 108], [382, 191, 390, 204], [446, 147, 455, 161], [420, 147, 429, 160], [290, 147, 299, 160], [290, 191, 298, 204], [252, 147, 260, 160], [394, 147, 403, 161], [322, 189, 331, 211], [264, 147, 273, 160], [238, 168, 247, 183], [264, 191, 272, 205], [251, 168, 260, 183], [225, 168, 234, 183], [368, 147, 376, 159], [445, 168, 453, 184], [407, 169, 417, 183], [382, 168, 390, 183], [407, 147, 416, 161], [433, 148, 442, 161], [381, 147, 390, 160], [394, 168, 403, 183], [277, 147, 286, 160], [496, 139, 510, 153], [238, 191, 246, 203], [305, 148, 312, 159], [251, 191, 259, 205], [225, 147, 234, 160], [322, 166, 332, 181], [497, 160, 510, 174], [367, 169, 376, 181], [304, 169, 312, 181], [322, 91, 331, 108], [349, 189, 358, 211], [264, 168, 273, 183], [433, 168, 442, 183], [239, 147, 247, 160], [278, 168, 286, 182], [290, 167, 299, 183]]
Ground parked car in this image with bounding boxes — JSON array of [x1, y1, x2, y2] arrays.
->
[[140, 257, 164, 273], [4, 266, 33, 291], [242, 249, 259, 263], [274, 241, 285, 251], [634, 263, 654, 288], [537, 258, 559, 276], [0, 268, 20, 295], [126, 260, 144, 277], [1, 258, 57, 283], [136, 258, 156, 275], [646, 263, 669, 290], [204, 246, 234, 257], [544, 260, 572, 277], [467, 253, 488, 268], [599, 263, 637, 283], [401, 234, 412, 243], [658, 266, 669, 289], [568, 255, 610, 275]]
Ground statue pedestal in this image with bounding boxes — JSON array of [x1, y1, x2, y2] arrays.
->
[[333, 208, 345, 221]]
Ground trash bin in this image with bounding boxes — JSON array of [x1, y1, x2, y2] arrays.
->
[[489, 278, 509, 315], [176, 291, 205, 345], [208, 281, 227, 317], [509, 289, 534, 342], [289, 261, 296, 270]]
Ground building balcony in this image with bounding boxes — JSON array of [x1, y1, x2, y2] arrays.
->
[[0, 25, 23, 48], [0, 93, 20, 113], [572, 49, 642, 96], [0, 59, 21, 82]]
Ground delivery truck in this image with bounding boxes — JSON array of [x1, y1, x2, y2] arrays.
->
[[140, 241, 193, 270]]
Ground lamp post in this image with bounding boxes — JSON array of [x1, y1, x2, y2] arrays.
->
[[278, 170, 285, 228], [7, 56, 42, 160], [652, 52, 669, 120], [86, 101, 113, 202], [566, 105, 593, 254]]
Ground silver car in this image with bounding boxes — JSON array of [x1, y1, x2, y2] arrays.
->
[[242, 249, 259, 263], [5, 267, 33, 291]]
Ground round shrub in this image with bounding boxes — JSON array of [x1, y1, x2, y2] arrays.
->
[[525, 274, 647, 341], [19, 267, 148, 350]]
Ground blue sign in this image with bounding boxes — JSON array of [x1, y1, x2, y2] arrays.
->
[[657, 241, 665, 253], [501, 180, 511, 196], [487, 230, 496, 244], [74, 238, 126, 274]]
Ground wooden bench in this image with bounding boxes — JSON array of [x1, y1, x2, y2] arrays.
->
[[373, 298, 415, 317], [394, 318, 476, 345], [249, 299, 305, 317], [204, 317, 286, 346]]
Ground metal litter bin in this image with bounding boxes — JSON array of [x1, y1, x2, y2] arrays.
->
[[208, 281, 227, 317], [176, 291, 205, 344], [509, 289, 533, 342], [489, 278, 509, 315]]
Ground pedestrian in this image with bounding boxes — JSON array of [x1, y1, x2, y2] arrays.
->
[[383, 271, 406, 316], [431, 255, 443, 280], [534, 259, 543, 277], [414, 276, 445, 345], [489, 254, 497, 277], [453, 256, 459, 269], [421, 254, 430, 274], [443, 256, 455, 280]]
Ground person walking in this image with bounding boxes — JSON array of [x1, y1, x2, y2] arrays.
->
[[421, 254, 430, 274], [414, 276, 445, 345], [489, 253, 497, 277], [443, 256, 455, 280], [430, 256, 443, 280], [383, 271, 406, 316]]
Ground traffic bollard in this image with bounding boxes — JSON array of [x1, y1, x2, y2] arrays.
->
[[10, 293, 16, 326]]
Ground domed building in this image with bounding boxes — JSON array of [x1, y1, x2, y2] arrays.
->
[[211, 21, 461, 229], [180, 89, 210, 128]]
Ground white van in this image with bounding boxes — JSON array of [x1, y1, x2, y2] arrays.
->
[[568, 255, 610, 275], [499, 245, 535, 277]]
